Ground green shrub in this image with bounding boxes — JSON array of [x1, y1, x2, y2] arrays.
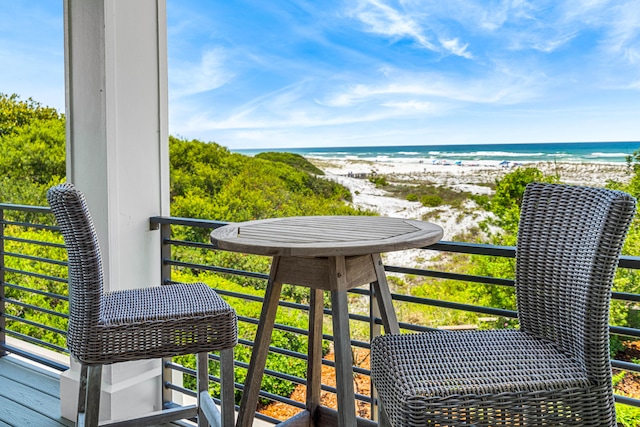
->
[[420, 194, 442, 207], [616, 399, 640, 427], [2, 226, 68, 348], [171, 268, 316, 404], [369, 174, 388, 187], [406, 193, 418, 202], [255, 152, 324, 175]]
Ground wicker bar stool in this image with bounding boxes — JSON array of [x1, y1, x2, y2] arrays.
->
[[371, 183, 636, 426], [47, 183, 238, 427]]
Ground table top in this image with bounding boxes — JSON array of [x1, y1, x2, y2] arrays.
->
[[210, 216, 443, 257]]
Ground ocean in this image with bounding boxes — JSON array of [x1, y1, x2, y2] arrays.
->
[[236, 141, 640, 165]]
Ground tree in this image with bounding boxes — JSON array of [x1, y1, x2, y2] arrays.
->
[[468, 167, 559, 310], [0, 94, 66, 206], [488, 167, 558, 235], [0, 93, 62, 137]]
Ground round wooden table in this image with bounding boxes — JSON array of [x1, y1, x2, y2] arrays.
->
[[211, 216, 443, 427]]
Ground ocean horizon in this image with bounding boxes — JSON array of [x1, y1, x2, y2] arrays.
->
[[235, 141, 640, 165]]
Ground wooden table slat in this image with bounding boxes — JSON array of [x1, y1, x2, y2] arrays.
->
[[213, 216, 443, 258]]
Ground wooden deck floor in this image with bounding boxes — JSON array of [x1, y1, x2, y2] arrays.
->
[[0, 355, 186, 427], [0, 355, 73, 426]]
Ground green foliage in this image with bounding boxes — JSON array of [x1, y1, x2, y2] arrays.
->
[[369, 174, 388, 187], [0, 93, 62, 137], [0, 94, 69, 351], [465, 167, 559, 312], [0, 119, 66, 184], [169, 136, 361, 243], [420, 194, 442, 207], [0, 94, 365, 404], [171, 269, 313, 403], [616, 399, 640, 427], [0, 94, 66, 206], [255, 152, 324, 175], [387, 182, 471, 209], [488, 167, 558, 234], [477, 316, 518, 330], [606, 151, 640, 357], [2, 225, 69, 348]]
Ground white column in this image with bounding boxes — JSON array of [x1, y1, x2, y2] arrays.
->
[[61, 0, 170, 421]]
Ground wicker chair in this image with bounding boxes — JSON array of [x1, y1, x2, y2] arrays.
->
[[371, 182, 636, 427], [47, 183, 238, 427]]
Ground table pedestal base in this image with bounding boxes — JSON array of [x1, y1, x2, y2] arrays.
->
[[235, 253, 400, 427]]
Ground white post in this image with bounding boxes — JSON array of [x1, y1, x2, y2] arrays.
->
[[61, 0, 170, 421]]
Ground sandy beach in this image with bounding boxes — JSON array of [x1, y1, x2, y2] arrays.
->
[[308, 158, 631, 268]]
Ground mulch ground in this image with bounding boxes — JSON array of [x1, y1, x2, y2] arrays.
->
[[258, 348, 372, 421], [615, 340, 640, 398]]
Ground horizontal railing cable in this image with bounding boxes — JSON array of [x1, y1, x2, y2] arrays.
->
[[0, 343, 68, 371], [163, 239, 214, 250], [2, 267, 68, 284], [1, 251, 67, 267], [3, 329, 68, 353], [0, 204, 51, 214], [2, 297, 69, 319], [3, 313, 67, 336], [1, 235, 66, 249], [166, 259, 269, 280], [3, 282, 68, 301], [0, 219, 59, 232]]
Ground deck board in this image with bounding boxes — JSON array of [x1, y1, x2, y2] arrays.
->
[[0, 356, 72, 426], [0, 355, 183, 427]]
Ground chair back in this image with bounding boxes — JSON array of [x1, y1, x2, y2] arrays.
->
[[47, 183, 104, 359], [516, 182, 635, 380]]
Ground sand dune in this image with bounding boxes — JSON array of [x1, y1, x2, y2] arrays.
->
[[309, 158, 631, 268]]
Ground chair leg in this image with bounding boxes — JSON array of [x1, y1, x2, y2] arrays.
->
[[76, 364, 88, 427], [378, 402, 393, 427], [197, 350, 235, 427], [78, 365, 102, 427], [197, 352, 211, 427], [219, 348, 235, 427]]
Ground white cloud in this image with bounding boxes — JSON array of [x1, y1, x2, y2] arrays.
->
[[170, 48, 235, 98], [440, 38, 473, 58], [348, 0, 437, 51], [600, 2, 640, 60], [380, 100, 435, 112], [529, 31, 578, 53], [319, 67, 542, 109]]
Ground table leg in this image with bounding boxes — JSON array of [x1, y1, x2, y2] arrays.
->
[[371, 253, 400, 335], [236, 257, 284, 427], [306, 288, 324, 418], [329, 256, 357, 427], [370, 253, 401, 424]]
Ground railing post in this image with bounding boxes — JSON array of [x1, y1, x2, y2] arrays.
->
[[369, 281, 381, 422], [0, 207, 6, 356], [160, 222, 176, 407], [159, 222, 173, 286]]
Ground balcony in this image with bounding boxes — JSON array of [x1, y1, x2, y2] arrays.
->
[[2, 201, 640, 426]]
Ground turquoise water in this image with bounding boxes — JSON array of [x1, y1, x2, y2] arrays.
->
[[236, 141, 640, 164]]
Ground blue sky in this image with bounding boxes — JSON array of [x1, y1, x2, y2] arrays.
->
[[1, 1, 639, 149]]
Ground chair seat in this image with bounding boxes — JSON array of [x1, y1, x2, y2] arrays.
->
[[71, 282, 238, 365], [372, 329, 609, 426]]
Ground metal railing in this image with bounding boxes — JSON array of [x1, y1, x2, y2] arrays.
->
[[149, 215, 640, 423], [0, 203, 69, 371], [1, 203, 640, 425]]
